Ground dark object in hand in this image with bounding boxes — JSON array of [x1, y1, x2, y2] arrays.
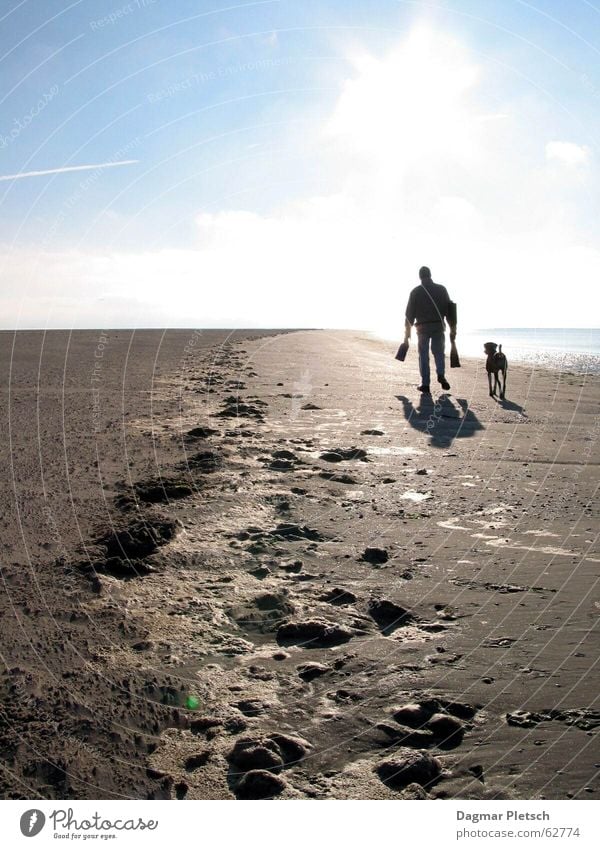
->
[[450, 341, 461, 368], [395, 341, 409, 362], [448, 300, 459, 367]]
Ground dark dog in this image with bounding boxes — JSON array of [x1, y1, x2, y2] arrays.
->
[[484, 342, 508, 399]]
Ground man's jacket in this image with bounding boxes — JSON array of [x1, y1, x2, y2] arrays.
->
[[405, 280, 453, 331]]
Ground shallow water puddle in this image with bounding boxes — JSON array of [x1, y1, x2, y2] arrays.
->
[[522, 529, 560, 538], [315, 409, 348, 419], [481, 505, 512, 515], [437, 518, 470, 531], [528, 545, 578, 556], [401, 490, 432, 502], [367, 445, 425, 456], [482, 537, 577, 556], [473, 518, 509, 529]]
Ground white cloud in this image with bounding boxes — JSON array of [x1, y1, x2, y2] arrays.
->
[[545, 141, 591, 168]]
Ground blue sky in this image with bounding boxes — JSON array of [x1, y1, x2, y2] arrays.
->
[[0, 0, 598, 329]]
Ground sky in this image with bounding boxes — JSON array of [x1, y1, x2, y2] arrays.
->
[[0, 0, 598, 331]]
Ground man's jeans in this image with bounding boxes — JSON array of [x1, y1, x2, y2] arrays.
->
[[417, 327, 446, 386]]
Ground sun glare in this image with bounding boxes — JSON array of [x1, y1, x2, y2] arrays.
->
[[328, 29, 480, 167]]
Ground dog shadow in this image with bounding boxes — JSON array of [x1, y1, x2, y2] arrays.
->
[[496, 397, 527, 416], [396, 395, 485, 448]]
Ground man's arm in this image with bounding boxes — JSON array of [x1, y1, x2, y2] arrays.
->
[[404, 291, 415, 340], [444, 289, 457, 341]]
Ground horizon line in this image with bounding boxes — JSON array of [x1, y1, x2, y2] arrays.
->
[[0, 325, 598, 333]]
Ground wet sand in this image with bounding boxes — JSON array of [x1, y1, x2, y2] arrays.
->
[[0, 328, 598, 800]]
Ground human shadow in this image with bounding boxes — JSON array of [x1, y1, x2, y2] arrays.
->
[[396, 394, 485, 448]]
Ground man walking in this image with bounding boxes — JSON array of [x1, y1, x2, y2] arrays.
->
[[404, 266, 455, 393]]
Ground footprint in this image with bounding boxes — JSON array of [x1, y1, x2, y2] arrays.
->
[[227, 732, 311, 774], [297, 662, 330, 681], [130, 477, 194, 504], [184, 751, 211, 771], [450, 578, 555, 595], [80, 515, 178, 578], [214, 397, 265, 421], [361, 547, 389, 565], [180, 449, 222, 473], [268, 524, 327, 542], [319, 588, 357, 606], [265, 451, 306, 472], [228, 592, 295, 634], [277, 619, 354, 648], [367, 598, 415, 635], [382, 697, 480, 751], [319, 472, 358, 484], [320, 447, 369, 463], [506, 708, 600, 731], [186, 426, 219, 439], [235, 769, 287, 799], [376, 748, 442, 790], [234, 699, 269, 717]]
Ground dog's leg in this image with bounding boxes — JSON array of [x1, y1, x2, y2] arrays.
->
[[488, 371, 494, 396], [500, 368, 506, 400]]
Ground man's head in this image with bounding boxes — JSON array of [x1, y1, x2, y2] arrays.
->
[[419, 266, 432, 282]]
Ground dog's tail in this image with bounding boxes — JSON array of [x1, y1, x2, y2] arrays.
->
[[498, 344, 503, 354]]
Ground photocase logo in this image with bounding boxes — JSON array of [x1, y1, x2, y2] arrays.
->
[[18, 807, 158, 839], [20, 810, 46, 837]]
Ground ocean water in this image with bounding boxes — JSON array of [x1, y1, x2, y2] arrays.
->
[[375, 327, 600, 374], [457, 328, 600, 374]]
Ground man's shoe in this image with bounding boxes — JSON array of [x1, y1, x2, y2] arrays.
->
[[417, 384, 431, 393], [437, 374, 450, 391]]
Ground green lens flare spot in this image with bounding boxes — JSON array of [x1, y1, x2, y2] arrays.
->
[[185, 695, 200, 710]]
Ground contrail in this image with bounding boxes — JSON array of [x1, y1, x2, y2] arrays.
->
[[0, 159, 139, 182]]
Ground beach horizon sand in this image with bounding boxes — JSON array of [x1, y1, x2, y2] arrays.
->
[[0, 328, 597, 800]]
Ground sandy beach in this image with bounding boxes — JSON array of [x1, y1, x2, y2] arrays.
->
[[0, 328, 598, 801]]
